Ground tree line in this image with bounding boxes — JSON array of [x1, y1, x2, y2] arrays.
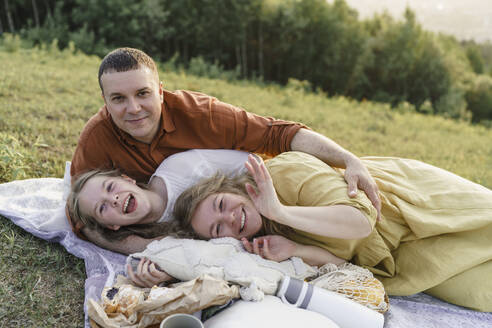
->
[[2, 0, 492, 123]]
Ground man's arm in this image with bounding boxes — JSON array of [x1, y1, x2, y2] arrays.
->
[[290, 128, 381, 220]]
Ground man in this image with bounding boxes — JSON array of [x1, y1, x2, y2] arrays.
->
[[70, 48, 381, 254]]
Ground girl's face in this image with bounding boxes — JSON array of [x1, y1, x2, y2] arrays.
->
[[78, 175, 154, 230], [191, 192, 262, 240]]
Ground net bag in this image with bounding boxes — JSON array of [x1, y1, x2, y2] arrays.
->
[[309, 262, 389, 313]]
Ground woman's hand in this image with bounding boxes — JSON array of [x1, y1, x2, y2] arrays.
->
[[244, 154, 285, 222], [127, 258, 174, 288], [241, 235, 297, 262]]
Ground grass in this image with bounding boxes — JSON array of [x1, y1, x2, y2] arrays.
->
[[1, 43, 492, 327]]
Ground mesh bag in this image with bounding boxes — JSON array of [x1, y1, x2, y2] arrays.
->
[[309, 263, 389, 313]]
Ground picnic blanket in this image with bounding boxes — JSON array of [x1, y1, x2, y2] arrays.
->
[[0, 169, 491, 327]]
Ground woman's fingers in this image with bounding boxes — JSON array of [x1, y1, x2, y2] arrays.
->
[[148, 263, 173, 283], [246, 155, 266, 184], [138, 259, 154, 286], [261, 238, 272, 260], [128, 258, 169, 288], [241, 238, 253, 252], [148, 263, 162, 278], [259, 158, 271, 182], [127, 263, 147, 288], [245, 183, 258, 200], [252, 238, 261, 255], [253, 238, 263, 257]]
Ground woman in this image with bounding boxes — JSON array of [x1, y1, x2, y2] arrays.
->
[[172, 151, 492, 312]]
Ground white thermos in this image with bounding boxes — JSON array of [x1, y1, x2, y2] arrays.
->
[[276, 276, 384, 328]]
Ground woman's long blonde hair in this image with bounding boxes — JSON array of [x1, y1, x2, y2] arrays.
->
[[67, 170, 185, 241], [173, 172, 294, 239]]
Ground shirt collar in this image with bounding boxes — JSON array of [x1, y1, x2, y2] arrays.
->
[[161, 95, 176, 133]]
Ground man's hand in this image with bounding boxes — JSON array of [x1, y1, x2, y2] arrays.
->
[[127, 258, 174, 288], [344, 157, 381, 221], [290, 128, 381, 221], [241, 235, 297, 262]]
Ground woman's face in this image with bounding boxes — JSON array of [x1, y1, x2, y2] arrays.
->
[[78, 175, 153, 230], [191, 192, 262, 240]]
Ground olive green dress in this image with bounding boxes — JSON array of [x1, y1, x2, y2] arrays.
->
[[266, 152, 492, 311]]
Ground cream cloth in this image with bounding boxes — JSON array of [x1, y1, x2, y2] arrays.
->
[[128, 236, 317, 300]]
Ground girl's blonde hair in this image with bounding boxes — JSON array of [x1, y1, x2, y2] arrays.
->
[[67, 170, 186, 241], [173, 172, 294, 239]]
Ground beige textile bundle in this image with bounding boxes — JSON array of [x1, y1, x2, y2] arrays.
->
[[128, 237, 388, 312], [310, 262, 389, 313]]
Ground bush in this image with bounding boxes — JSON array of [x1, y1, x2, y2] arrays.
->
[[286, 78, 312, 93], [465, 75, 492, 122], [68, 25, 108, 57], [434, 87, 470, 121], [187, 56, 239, 81], [1, 33, 22, 53]]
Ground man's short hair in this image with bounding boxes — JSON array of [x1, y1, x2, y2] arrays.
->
[[98, 47, 159, 93]]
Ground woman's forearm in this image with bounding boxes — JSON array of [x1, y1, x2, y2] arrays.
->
[[294, 243, 346, 267], [276, 204, 373, 239]]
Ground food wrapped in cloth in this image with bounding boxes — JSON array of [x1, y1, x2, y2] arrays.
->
[[88, 274, 239, 328]]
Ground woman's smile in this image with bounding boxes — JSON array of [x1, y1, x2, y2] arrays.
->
[[191, 192, 262, 240]]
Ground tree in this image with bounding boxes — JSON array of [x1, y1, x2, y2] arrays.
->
[[348, 8, 451, 110], [466, 75, 492, 122], [69, 0, 171, 57], [4, 0, 15, 33], [32, 0, 40, 27], [465, 44, 485, 74]]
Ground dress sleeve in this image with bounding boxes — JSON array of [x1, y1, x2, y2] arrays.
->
[[266, 151, 377, 230]]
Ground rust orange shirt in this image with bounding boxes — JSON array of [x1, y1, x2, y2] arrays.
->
[[70, 89, 306, 182]]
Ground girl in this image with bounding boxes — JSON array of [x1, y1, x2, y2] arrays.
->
[[172, 152, 492, 312]]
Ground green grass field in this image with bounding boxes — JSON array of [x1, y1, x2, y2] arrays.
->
[[1, 45, 492, 327]]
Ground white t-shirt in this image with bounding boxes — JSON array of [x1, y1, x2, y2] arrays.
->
[[150, 149, 250, 223]]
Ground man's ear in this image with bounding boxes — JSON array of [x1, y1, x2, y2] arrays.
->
[[106, 224, 121, 231], [121, 174, 136, 184], [101, 92, 107, 104]]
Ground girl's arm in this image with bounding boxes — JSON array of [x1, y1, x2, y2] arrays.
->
[[82, 226, 163, 255], [245, 155, 373, 240], [242, 235, 346, 267]]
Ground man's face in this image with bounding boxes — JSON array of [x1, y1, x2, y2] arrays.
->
[[101, 67, 162, 144]]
